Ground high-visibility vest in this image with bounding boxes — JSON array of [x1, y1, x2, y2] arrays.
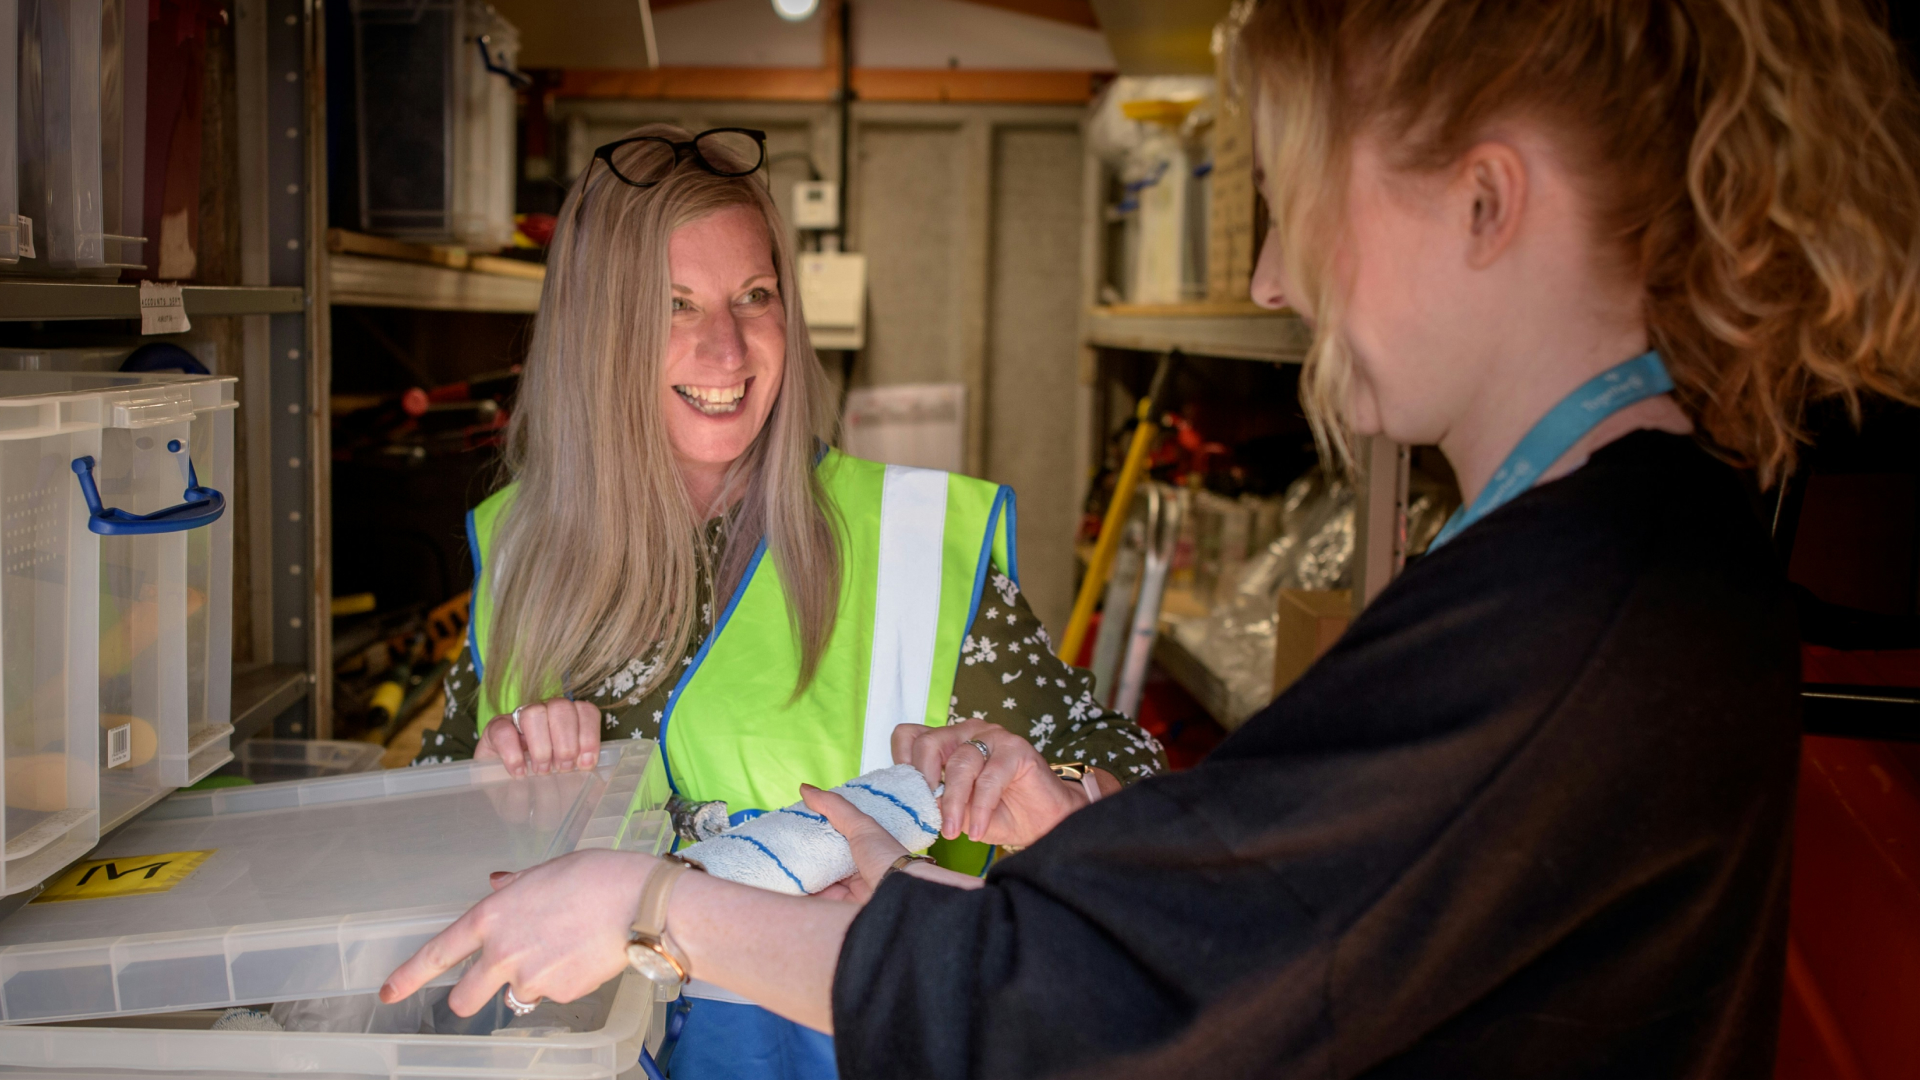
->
[[465, 448, 1017, 872]]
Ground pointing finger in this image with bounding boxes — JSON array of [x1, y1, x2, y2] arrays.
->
[[382, 905, 487, 1003]]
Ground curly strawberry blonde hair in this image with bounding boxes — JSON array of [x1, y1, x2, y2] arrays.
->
[[1232, 0, 1920, 484]]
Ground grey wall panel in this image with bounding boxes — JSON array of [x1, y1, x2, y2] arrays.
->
[[853, 125, 966, 388], [985, 125, 1083, 636]]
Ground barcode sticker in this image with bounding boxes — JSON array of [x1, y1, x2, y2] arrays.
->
[[106, 723, 132, 769], [17, 216, 32, 260], [139, 280, 190, 335]]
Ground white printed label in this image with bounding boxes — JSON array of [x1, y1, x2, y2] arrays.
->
[[139, 280, 191, 335], [106, 724, 132, 769], [17, 216, 32, 260]]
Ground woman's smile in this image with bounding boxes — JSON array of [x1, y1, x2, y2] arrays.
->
[[674, 376, 753, 417]]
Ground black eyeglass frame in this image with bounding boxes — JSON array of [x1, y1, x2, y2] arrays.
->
[[590, 128, 769, 189]]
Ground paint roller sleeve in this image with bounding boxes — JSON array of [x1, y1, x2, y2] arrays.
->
[[677, 764, 941, 896]]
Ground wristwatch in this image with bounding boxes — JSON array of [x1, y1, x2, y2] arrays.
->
[[1050, 761, 1105, 804], [626, 854, 700, 987]]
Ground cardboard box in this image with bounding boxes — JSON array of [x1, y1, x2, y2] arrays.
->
[[1273, 589, 1353, 695]]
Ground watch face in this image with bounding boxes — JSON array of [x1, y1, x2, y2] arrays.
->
[[627, 942, 685, 985]]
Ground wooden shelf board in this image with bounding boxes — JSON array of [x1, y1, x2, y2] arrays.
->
[[328, 253, 543, 314], [0, 282, 304, 322], [1095, 301, 1280, 318], [1085, 306, 1312, 364], [231, 662, 311, 744]]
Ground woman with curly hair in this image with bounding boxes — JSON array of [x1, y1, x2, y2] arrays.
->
[[389, 3, 1920, 1076]]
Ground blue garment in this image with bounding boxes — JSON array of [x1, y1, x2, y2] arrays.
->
[[667, 998, 838, 1080]]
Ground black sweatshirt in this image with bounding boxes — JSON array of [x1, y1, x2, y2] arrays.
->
[[832, 432, 1799, 1080]]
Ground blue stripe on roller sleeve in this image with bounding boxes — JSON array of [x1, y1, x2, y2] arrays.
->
[[843, 781, 940, 838], [710, 832, 809, 894]]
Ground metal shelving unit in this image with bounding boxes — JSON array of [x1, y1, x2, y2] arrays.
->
[[328, 253, 543, 314], [0, 283, 304, 321], [1084, 303, 1312, 365], [1073, 133, 1412, 731]]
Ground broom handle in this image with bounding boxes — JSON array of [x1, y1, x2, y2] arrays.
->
[[1058, 351, 1177, 663]]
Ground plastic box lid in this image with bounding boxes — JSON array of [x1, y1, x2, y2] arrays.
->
[[221, 738, 386, 783], [0, 738, 669, 1023]]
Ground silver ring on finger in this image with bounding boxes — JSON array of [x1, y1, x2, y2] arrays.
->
[[504, 986, 539, 1016], [966, 738, 991, 761], [510, 706, 526, 733]]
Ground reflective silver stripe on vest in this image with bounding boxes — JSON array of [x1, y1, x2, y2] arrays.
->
[[860, 465, 950, 774]]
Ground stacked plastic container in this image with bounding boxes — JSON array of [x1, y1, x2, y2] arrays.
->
[[0, 375, 104, 899], [5, 0, 147, 274], [18, 0, 105, 270], [0, 0, 20, 262], [352, 0, 518, 250], [0, 739, 673, 1079], [0, 371, 235, 899]]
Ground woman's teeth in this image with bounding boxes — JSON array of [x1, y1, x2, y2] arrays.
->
[[674, 381, 748, 416]]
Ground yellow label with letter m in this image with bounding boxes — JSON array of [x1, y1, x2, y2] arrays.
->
[[31, 849, 215, 903]]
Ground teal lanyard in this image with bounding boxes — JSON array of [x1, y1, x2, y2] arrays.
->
[[1427, 350, 1674, 551]]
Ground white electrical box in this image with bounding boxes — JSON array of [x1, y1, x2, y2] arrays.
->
[[799, 251, 867, 350], [792, 180, 840, 230], [841, 383, 967, 473]]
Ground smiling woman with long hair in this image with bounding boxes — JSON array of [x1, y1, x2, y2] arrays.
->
[[388, 5, 1920, 1077], [413, 124, 1165, 1080]]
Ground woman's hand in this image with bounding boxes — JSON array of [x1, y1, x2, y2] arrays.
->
[[381, 848, 651, 1015], [474, 698, 602, 778], [802, 785, 984, 896], [893, 718, 1088, 849]]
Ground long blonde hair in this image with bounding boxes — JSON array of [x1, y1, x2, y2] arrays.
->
[[1231, 0, 1920, 484], [484, 123, 841, 710]]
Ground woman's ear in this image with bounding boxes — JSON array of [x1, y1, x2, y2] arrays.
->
[[1461, 141, 1527, 270]]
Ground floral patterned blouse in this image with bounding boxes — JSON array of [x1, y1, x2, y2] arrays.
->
[[416, 518, 1168, 783]]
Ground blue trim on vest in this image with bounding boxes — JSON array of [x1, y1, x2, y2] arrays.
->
[[465, 509, 485, 683], [1003, 488, 1020, 588], [657, 535, 771, 796], [842, 780, 939, 837], [965, 487, 1013, 632]]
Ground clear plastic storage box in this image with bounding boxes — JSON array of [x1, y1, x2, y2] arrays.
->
[[352, 0, 518, 250], [0, 739, 672, 1079], [0, 371, 237, 897], [0, 347, 133, 373], [0, 377, 105, 899]]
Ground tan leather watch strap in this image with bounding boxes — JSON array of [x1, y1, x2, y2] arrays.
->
[[632, 858, 692, 940]]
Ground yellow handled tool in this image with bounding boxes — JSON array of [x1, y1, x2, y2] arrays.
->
[[1059, 351, 1178, 663]]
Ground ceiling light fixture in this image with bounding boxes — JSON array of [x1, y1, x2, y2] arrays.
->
[[772, 0, 819, 21]]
